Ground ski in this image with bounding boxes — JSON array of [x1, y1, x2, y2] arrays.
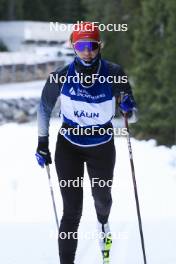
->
[[102, 234, 112, 264]]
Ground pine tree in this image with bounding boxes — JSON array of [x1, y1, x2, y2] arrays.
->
[[133, 0, 176, 145], [0, 0, 23, 20], [84, 0, 140, 69], [36, 0, 85, 22], [22, 0, 49, 21]]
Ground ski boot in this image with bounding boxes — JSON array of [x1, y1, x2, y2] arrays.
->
[[97, 221, 112, 264]]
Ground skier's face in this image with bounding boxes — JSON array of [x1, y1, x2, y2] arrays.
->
[[73, 38, 100, 62]]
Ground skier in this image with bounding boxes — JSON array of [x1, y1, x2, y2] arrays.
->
[[36, 22, 137, 264]]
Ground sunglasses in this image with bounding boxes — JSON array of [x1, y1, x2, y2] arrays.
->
[[73, 41, 100, 52]]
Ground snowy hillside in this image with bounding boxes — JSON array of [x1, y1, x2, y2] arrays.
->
[[0, 119, 176, 264]]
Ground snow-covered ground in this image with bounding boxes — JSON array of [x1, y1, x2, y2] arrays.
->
[[0, 48, 74, 66], [0, 80, 45, 99], [0, 50, 58, 65], [0, 120, 176, 264], [0, 80, 176, 263]]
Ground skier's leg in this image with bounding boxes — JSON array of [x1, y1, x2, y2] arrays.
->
[[86, 138, 115, 262], [86, 138, 116, 224], [55, 134, 84, 264]]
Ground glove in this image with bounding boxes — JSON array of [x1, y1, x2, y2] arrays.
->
[[119, 95, 136, 113], [35, 140, 52, 167]]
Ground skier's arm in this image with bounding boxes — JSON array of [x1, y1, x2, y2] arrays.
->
[[111, 66, 138, 125], [37, 72, 61, 142], [36, 65, 69, 167]]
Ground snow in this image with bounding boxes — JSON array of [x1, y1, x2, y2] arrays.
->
[[0, 80, 45, 99], [0, 51, 59, 65], [0, 48, 74, 66], [0, 119, 176, 264]]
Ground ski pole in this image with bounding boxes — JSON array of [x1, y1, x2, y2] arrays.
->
[[124, 113, 147, 264], [46, 165, 59, 231]]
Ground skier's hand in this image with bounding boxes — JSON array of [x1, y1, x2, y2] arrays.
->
[[35, 140, 52, 168], [119, 95, 136, 114]]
